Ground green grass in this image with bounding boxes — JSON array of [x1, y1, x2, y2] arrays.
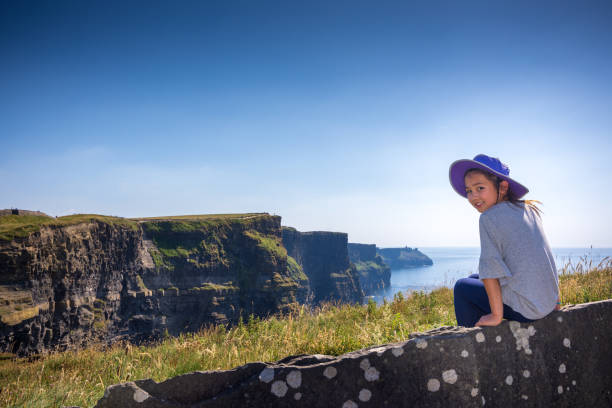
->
[[243, 229, 286, 261], [0, 260, 610, 408], [148, 248, 171, 269], [0, 213, 269, 242], [131, 213, 270, 222], [354, 260, 387, 277], [140, 216, 284, 290], [557, 256, 612, 304], [287, 256, 308, 281], [140, 215, 273, 261], [190, 283, 238, 292], [0, 214, 139, 241]]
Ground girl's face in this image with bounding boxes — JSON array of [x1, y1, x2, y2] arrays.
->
[[464, 172, 508, 213]]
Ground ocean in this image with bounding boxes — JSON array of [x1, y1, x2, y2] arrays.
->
[[371, 247, 612, 303]]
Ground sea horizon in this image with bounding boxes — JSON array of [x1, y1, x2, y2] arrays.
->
[[371, 246, 612, 303]]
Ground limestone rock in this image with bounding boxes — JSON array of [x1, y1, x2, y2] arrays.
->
[[95, 300, 612, 407]]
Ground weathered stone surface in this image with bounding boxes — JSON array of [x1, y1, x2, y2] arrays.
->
[[95, 300, 612, 407]]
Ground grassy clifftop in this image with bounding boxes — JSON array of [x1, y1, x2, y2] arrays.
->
[[0, 214, 139, 241], [131, 213, 269, 222], [0, 212, 269, 242]]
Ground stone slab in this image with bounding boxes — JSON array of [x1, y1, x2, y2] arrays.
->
[[94, 300, 612, 408]]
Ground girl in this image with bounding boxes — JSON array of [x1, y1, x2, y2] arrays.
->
[[449, 154, 559, 327]]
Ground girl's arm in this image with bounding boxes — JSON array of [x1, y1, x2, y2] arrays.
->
[[476, 278, 504, 326]]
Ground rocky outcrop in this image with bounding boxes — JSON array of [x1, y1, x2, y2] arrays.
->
[[94, 300, 612, 407], [0, 214, 308, 356], [377, 247, 433, 269], [282, 228, 362, 304], [348, 243, 391, 293]]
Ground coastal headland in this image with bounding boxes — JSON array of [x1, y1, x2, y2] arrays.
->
[[0, 210, 431, 356]]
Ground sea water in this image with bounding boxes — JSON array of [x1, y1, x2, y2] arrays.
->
[[371, 247, 612, 303]]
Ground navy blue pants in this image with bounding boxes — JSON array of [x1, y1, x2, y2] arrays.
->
[[453, 274, 533, 327]]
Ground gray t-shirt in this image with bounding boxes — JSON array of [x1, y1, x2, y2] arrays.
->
[[478, 201, 559, 319]]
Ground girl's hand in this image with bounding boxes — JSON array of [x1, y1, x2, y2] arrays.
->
[[478, 279, 503, 327], [475, 313, 503, 327], [554, 294, 562, 311]]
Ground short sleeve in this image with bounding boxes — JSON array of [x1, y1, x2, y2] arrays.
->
[[478, 215, 513, 280]]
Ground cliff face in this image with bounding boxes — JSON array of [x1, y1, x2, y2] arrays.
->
[[0, 220, 143, 356], [282, 227, 362, 304], [377, 247, 433, 269], [132, 215, 308, 341], [95, 300, 612, 408], [0, 214, 308, 356], [348, 243, 391, 293], [347, 243, 377, 262]]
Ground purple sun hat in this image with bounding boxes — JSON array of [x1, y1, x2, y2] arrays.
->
[[449, 154, 529, 199]]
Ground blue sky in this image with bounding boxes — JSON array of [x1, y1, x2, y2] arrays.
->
[[2, 1, 611, 247]]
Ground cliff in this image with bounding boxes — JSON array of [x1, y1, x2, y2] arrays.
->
[[0, 214, 144, 356], [377, 247, 433, 269], [347, 243, 391, 293], [0, 213, 308, 356], [282, 227, 362, 304], [94, 300, 612, 407]]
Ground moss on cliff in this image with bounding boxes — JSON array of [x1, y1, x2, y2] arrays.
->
[[139, 213, 304, 308], [189, 283, 239, 292], [354, 260, 382, 275], [353, 256, 392, 293], [149, 248, 172, 270], [141, 218, 233, 269], [243, 229, 286, 261], [287, 256, 307, 281], [141, 214, 284, 268]]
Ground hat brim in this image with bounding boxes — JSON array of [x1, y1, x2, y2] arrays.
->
[[449, 159, 529, 199]]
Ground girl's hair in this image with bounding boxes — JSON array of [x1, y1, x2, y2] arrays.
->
[[465, 168, 542, 216]]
